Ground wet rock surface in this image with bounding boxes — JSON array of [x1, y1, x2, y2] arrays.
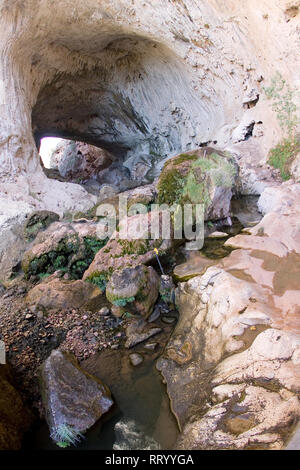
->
[[125, 319, 162, 349], [40, 350, 113, 445], [158, 181, 300, 450]]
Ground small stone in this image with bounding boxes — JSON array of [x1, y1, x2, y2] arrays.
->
[[37, 311, 44, 319], [129, 353, 143, 366], [208, 231, 228, 239], [94, 332, 98, 337], [148, 306, 161, 323], [111, 305, 124, 318], [25, 314, 33, 320], [83, 315, 88, 320], [144, 342, 158, 351], [162, 316, 177, 324], [99, 306, 110, 316], [111, 344, 119, 350]]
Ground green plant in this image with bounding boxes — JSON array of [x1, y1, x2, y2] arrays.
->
[[264, 72, 299, 179], [268, 137, 300, 180], [88, 273, 109, 292], [52, 424, 84, 448], [264, 72, 298, 137]]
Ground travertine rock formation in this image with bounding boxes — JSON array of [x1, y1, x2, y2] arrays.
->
[[157, 180, 300, 450], [1, 0, 299, 182], [0, 0, 299, 278]]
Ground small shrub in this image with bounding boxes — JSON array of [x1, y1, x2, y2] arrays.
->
[[264, 72, 298, 138], [267, 136, 300, 180], [264, 72, 299, 179]]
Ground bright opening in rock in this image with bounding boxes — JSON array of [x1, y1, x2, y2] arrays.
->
[[39, 137, 126, 195]]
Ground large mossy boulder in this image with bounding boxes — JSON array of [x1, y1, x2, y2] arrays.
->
[[0, 365, 33, 450], [40, 350, 113, 448], [157, 148, 237, 220], [106, 265, 160, 319], [22, 221, 108, 280]]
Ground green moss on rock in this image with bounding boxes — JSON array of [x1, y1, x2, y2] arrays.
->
[[157, 148, 237, 216]]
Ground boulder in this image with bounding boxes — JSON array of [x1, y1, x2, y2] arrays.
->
[[0, 365, 33, 450], [40, 350, 113, 447], [49, 140, 115, 182], [22, 220, 108, 280], [83, 211, 173, 287], [26, 277, 104, 311], [224, 233, 289, 257], [106, 265, 160, 319], [258, 182, 300, 215], [156, 148, 237, 221]]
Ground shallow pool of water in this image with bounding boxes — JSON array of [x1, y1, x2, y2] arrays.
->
[[27, 333, 179, 450]]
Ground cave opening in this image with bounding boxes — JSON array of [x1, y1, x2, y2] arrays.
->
[[32, 35, 210, 194], [38, 136, 131, 195]]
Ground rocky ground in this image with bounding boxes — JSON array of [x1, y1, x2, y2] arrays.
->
[[0, 148, 299, 450], [0, 286, 126, 414]]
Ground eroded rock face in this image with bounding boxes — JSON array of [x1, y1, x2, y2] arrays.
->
[[49, 141, 114, 181], [158, 181, 300, 449], [0, 0, 299, 278], [1, 1, 299, 180], [0, 365, 33, 450], [40, 350, 113, 446]]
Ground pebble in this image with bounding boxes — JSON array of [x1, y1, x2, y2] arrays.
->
[[99, 307, 110, 316], [129, 353, 143, 366], [162, 316, 177, 324], [25, 314, 33, 320]]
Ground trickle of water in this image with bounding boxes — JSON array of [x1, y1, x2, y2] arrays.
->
[[113, 418, 160, 450]]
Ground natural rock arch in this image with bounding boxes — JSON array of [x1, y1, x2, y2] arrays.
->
[[0, 0, 299, 199], [32, 36, 210, 185]]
